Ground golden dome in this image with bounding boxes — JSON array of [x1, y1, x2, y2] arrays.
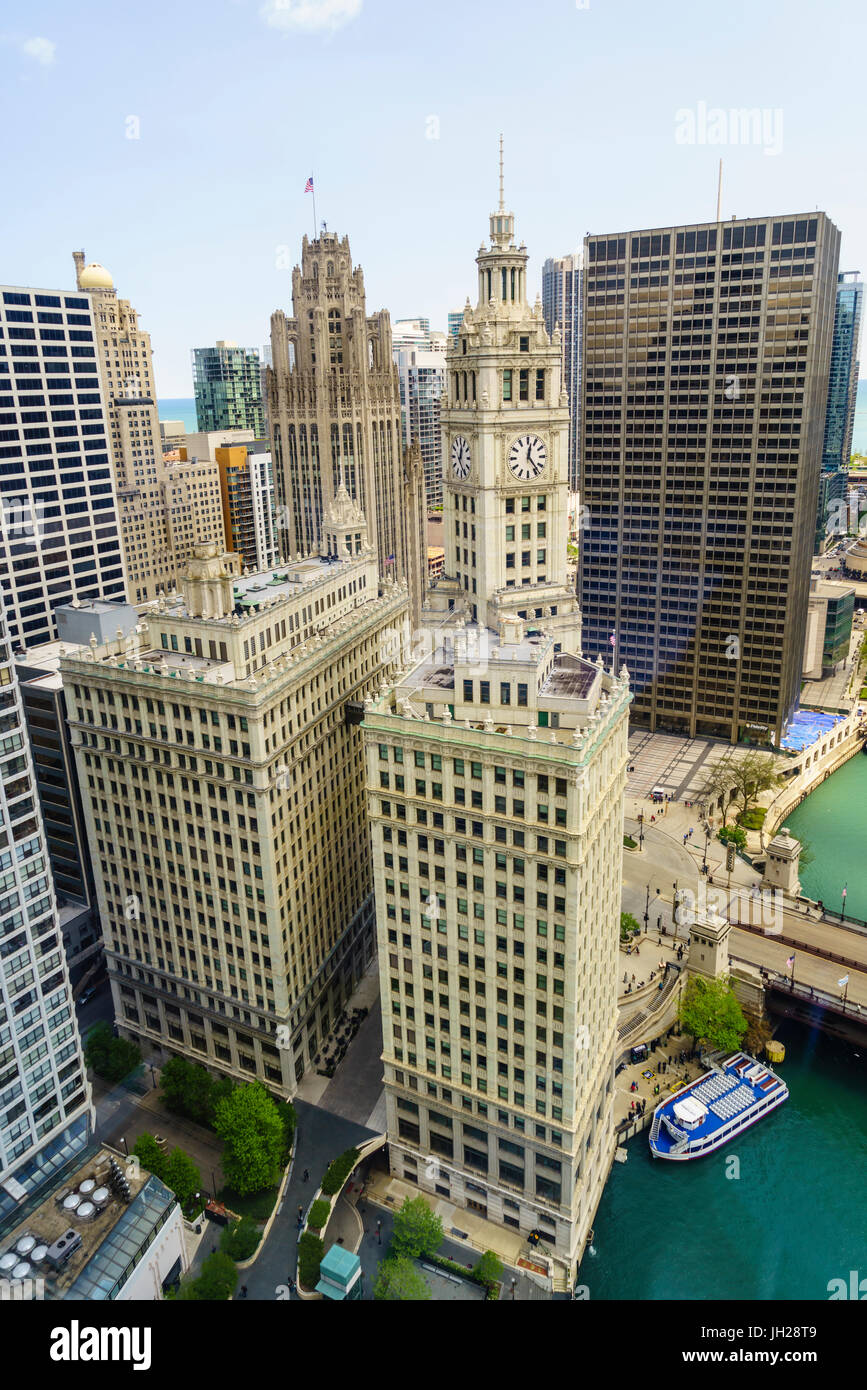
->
[[78, 262, 114, 290]]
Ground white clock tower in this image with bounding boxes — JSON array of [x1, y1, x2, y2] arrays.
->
[[427, 139, 581, 655]]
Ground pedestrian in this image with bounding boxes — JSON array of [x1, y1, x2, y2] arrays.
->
[[302, 1169, 309, 1182], [635, 945, 640, 956], [240, 1285, 248, 1299]]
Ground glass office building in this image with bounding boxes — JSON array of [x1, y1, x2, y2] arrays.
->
[[0, 286, 127, 648], [192, 341, 265, 435]]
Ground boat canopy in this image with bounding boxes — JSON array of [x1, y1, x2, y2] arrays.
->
[[673, 1096, 707, 1128]]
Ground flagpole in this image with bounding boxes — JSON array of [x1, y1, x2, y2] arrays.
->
[[789, 952, 795, 993]]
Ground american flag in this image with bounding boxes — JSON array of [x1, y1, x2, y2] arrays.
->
[[609, 632, 616, 647], [786, 955, 795, 969], [304, 176, 314, 193]]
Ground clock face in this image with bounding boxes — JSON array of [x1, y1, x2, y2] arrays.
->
[[508, 434, 547, 480], [451, 435, 471, 479]]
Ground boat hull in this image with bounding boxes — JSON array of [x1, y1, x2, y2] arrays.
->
[[650, 1088, 788, 1159]]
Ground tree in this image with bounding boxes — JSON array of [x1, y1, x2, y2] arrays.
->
[[132, 1133, 166, 1182], [473, 1250, 503, 1286], [620, 912, 641, 941], [159, 1057, 217, 1126], [374, 1256, 431, 1301], [391, 1195, 443, 1261], [180, 1251, 237, 1301], [220, 1216, 261, 1261], [718, 824, 747, 851], [213, 1082, 284, 1195], [162, 1148, 202, 1212], [726, 751, 784, 822], [84, 1021, 141, 1084], [678, 975, 748, 1052], [697, 758, 738, 824]]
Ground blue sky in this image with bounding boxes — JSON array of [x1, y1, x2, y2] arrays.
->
[[2, 0, 865, 395]]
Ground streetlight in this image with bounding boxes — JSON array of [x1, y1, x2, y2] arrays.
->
[[637, 810, 644, 852], [119, 1135, 127, 1155], [644, 884, 650, 933]]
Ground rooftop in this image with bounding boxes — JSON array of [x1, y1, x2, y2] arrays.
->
[[0, 1146, 176, 1300]]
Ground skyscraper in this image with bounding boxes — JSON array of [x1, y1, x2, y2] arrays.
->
[[816, 270, 863, 548], [580, 214, 840, 745], [215, 442, 279, 572], [73, 253, 227, 604], [395, 347, 446, 510], [62, 532, 409, 1095], [193, 341, 265, 436], [0, 599, 91, 1229], [268, 231, 426, 623], [541, 253, 583, 492], [0, 282, 127, 648], [364, 158, 627, 1285], [448, 311, 464, 343]]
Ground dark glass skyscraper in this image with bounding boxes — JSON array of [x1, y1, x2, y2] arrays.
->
[[816, 270, 863, 548], [192, 340, 265, 436], [580, 214, 840, 745], [542, 253, 582, 492]]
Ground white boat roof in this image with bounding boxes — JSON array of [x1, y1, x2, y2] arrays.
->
[[673, 1096, 708, 1124]]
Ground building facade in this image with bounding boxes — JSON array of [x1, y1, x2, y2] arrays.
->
[[395, 348, 446, 511], [0, 282, 127, 648], [215, 443, 278, 572], [192, 341, 265, 436], [267, 231, 426, 625], [541, 253, 583, 492], [0, 600, 92, 1231], [580, 214, 841, 745], [364, 176, 628, 1284], [816, 270, 863, 550], [72, 254, 226, 605], [61, 528, 409, 1097]]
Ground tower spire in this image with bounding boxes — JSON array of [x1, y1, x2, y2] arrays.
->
[[498, 133, 505, 212]]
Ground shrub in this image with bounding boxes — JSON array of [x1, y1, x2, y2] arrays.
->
[[298, 1231, 324, 1289], [220, 1216, 261, 1261], [473, 1250, 503, 1287], [320, 1147, 359, 1196], [392, 1195, 443, 1260], [307, 1198, 331, 1232], [84, 1021, 141, 1084], [178, 1251, 237, 1301], [623, 835, 637, 849], [718, 824, 747, 851]]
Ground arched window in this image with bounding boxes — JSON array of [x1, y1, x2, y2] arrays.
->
[[327, 261, 334, 277]]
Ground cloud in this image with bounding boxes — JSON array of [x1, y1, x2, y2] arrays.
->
[[260, 0, 362, 33], [21, 36, 56, 65]]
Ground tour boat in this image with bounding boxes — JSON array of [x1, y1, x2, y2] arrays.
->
[[648, 1050, 788, 1160]]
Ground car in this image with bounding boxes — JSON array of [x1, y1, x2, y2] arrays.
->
[[77, 988, 95, 1007]]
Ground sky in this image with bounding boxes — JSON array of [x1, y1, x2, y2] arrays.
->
[[2, 0, 865, 396]]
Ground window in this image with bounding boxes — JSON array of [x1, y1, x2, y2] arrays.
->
[[535, 369, 545, 400], [502, 369, 512, 402], [519, 369, 529, 401]]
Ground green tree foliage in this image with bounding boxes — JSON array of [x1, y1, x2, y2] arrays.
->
[[620, 912, 641, 940], [307, 1198, 331, 1231], [220, 1216, 261, 1261], [178, 1251, 238, 1301], [159, 1057, 220, 1126], [213, 1082, 284, 1195], [297, 1231, 324, 1289], [391, 1195, 444, 1261], [678, 975, 748, 1052], [84, 1021, 141, 1084], [374, 1256, 431, 1301], [701, 751, 784, 825], [718, 824, 747, 851], [320, 1147, 359, 1196], [473, 1250, 503, 1286], [162, 1148, 202, 1212], [276, 1100, 297, 1157], [132, 1133, 166, 1182]]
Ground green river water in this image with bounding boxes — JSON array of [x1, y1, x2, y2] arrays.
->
[[589, 754, 867, 1300]]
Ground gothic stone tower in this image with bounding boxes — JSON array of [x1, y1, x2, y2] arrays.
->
[[268, 232, 425, 624], [428, 148, 581, 653]]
